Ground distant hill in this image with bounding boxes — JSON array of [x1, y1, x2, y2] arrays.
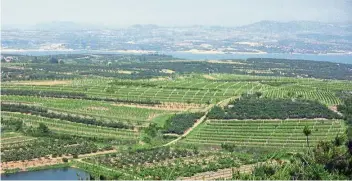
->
[[236, 20, 352, 35]]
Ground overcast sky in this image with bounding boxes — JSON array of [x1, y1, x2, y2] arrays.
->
[[2, 0, 351, 26]]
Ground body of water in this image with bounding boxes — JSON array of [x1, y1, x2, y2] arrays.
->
[[1, 168, 89, 180], [167, 52, 352, 64], [2, 50, 352, 64]]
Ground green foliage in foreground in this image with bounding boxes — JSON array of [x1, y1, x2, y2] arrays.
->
[[233, 136, 352, 180], [337, 94, 352, 138]]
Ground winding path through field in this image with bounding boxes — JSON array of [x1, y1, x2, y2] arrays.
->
[[163, 96, 238, 146]]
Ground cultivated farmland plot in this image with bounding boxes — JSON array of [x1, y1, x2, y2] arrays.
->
[[1, 95, 170, 124], [2, 75, 344, 106], [181, 119, 345, 151], [1, 112, 140, 142]]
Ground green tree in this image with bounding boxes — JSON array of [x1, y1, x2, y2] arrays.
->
[[144, 123, 158, 138], [287, 92, 295, 98], [334, 135, 345, 146], [14, 121, 23, 131], [38, 123, 50, 134], [303, 125, 312, 150], [255, 92, 262, 98]]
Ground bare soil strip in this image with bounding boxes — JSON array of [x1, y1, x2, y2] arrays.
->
[[112, 102, 204, 111], [0, 150, 117, 173], [11, 80, 72, 86], [329, 105, 344, 116]]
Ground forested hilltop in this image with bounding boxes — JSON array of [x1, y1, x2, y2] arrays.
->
[[1, 53, 352, 180]]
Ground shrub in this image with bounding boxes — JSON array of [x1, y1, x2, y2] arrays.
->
[[62, 158, 68, 162]]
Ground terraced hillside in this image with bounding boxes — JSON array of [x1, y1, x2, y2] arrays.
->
[[2, 75, 347, 106], [1, 96, 173, 126], [180, 119, 345, 151], [2, 112, 139, 144], [1, 79, 266, 104], [1, 54, 351, 180]]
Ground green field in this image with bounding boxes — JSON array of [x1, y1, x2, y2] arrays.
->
[[1, 95, 174, 125], [2, 112, 139, 143], [1, 54, 351, 180], [180, 119, 345, 151], [2, 76, 345, 105]]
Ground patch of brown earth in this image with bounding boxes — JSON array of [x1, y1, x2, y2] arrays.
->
[[329, 105, 343, 116], [329, 105, 338, 112], [1, 158, 64, 173]]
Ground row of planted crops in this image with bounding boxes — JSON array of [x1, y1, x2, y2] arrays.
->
[[2, 76, 343, 106], [1, 80, 263, 104], [82, 147, 261, 180], [0, 136, 108, 162], [1, 112, 139, 142], [263, 86, 341, 105], [181, 119, 345, 150], [1, 95, 166, 122]]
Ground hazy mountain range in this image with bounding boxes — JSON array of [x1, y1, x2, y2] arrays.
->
[[3, 20, 351, 33], [1, 20, 351, 54]]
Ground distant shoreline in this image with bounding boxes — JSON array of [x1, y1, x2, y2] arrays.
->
[[1, 48, 352, 56], [177, 49, 268, 55]]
